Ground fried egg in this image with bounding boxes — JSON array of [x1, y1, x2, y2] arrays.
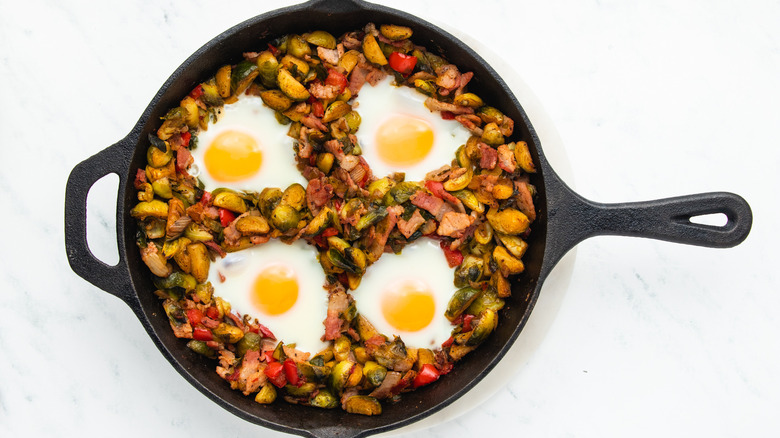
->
[[190, 95, 305, 191], [354, 76, 471, 181], [354, 239, 455, 349], [208, 239, 329, 354]]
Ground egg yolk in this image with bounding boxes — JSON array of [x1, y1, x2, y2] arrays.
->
[[203, 130, 263, 182], [381, 279, 436, 332], [375, 115, 434, 166], [251, 264, 298, 316]]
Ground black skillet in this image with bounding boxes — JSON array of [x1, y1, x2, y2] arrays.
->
[[64, 0, 753, 436]]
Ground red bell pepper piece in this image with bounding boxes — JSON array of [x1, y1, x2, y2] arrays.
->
[[462, 314, 475, 332], [257, 323, 276, 340], [312, 99, 325, 118], [283, 359, 301, 387], [388, 52, 417, 76], [264, 361, 286, 388], [218, 208, 236, 227], [321, 227, 339, 238], [413, 363, 441, 388], [192, 327, 213, 341], [439, 240, 464, 268], [189, 84, 203, 99], [200, 190, 212, 206], [267, 43, 280, 56], [262, 349, 277, 363], [325, 68, 348, 94], [441, 111, 455, 120], [186, 309, 204, 326], [206, 306, 220, 320], [181, 131, 191, 147], [441, 336, 454, 348], [312, 234, 327, 248]]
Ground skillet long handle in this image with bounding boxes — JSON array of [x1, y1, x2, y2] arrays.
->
[[574, 192, 752, 246], [65, 138, 134, 302], [542, 166, 753, 277]]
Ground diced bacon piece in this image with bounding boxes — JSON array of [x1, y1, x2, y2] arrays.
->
[[170, 321, 193, 339], [323, 290, 351, 341], [306, 177, 333, 216], [434, 202, 455, 222], [348, 62, 371, 95], [201, 317, 219, 329], [204, 206, 219, 220], [410, 191, 444, 217], [176, 147, 193, 174], [324, 139, 346, 162], [186, 202, 206, 222], [301, 114, 328, 132], [426, 180, 464, 212], [216, 350, 237, 380], [497, 144, 517, 173], [499, 116, 514, 137], [317, 46, 341, 65], [302, 165, 325, 181], [454, 71, 474, 96], [396, 209, 426, 239], [479, 143, 498, 170], [134, 169, 147, 189], [435, 64, 460, 94], [282, 344, 311, 363], [237, 350, 266, 395], [365, 67, 386, 86], [204, 240, 227, 258], [298, 126, 313, 159], [250, 235, 270, 245], [342, 32, 362, 50], [222, 221, 242, 246], [309, 82, 341, 100], [455, 114, 483, 136], [437, 212, 475, 238]]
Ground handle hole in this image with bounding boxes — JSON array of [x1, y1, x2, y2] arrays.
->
[[689, 212, 728, 227], [86, 173, 120, 266]]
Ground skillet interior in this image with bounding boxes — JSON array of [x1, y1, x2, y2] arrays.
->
[[121, 1, 548, 436]]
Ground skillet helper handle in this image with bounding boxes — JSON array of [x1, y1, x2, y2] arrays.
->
[[65, 139, 134, 301]]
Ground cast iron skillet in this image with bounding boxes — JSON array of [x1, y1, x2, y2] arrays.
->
[[64, 0, 753, 436]]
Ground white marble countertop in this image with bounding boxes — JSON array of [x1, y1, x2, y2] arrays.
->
[[2, 0, 778, 436]]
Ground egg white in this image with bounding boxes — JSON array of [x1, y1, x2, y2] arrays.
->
[[207, 239, 329, 354], [354, 76, 471, 181], [190, 95, 306, 192], [354, 239, 455, 349]]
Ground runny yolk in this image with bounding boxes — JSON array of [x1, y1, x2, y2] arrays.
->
[[251, 264, 298, 316], [203, 130, 263, 182], [381, 279, 435, 332], [375, 115, 434, 166]]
